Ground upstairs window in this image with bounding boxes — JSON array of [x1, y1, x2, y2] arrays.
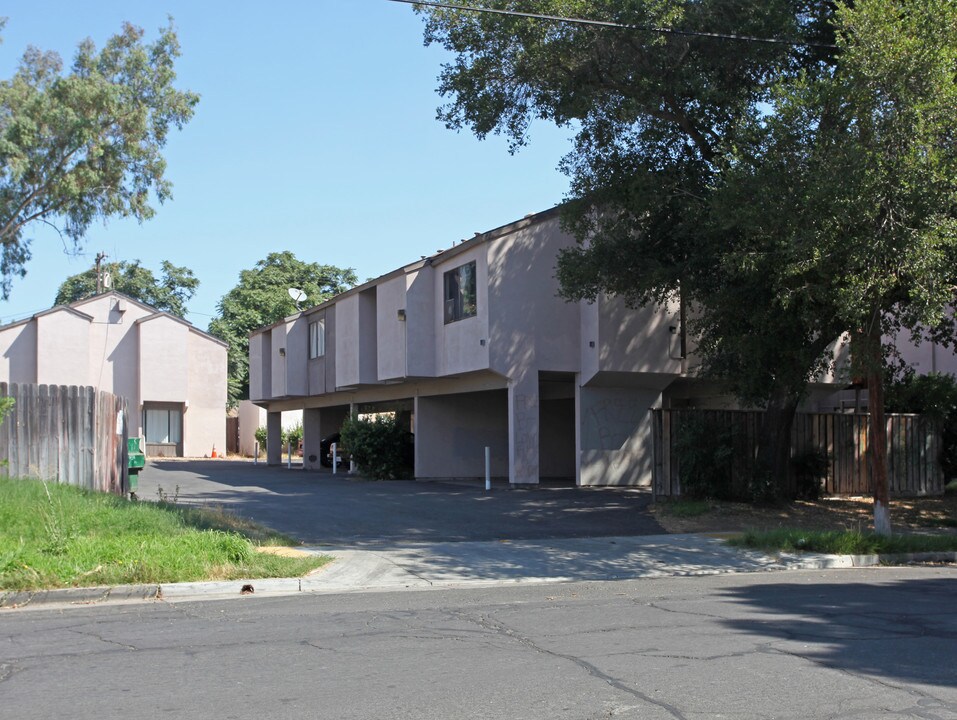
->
[[309, 318, 325, 358], [443, 261, 477, 324]]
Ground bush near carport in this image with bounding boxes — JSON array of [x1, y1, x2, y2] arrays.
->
[[340, 415, 413, 480]]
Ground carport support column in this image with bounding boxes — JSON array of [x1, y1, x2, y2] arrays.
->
[[508, 370, 540, 485], [349, 402, 358, 474], [266, 411, 282, 466], [302, 408, 322, 471]]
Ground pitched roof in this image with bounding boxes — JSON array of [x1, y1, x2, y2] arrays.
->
[[0, 290, 227, 347]]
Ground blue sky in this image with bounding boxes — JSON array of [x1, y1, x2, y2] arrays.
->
[[0, 1, 574, 328]]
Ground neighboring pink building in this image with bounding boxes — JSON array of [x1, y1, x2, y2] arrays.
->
[[0, 291, 227, 458], [248, 208, 957, 486]]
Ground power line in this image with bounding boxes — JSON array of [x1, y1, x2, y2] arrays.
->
[[387, 0, 837, 49]]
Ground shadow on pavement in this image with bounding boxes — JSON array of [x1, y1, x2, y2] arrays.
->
[[138, 459, 666, 545], [717, 577, 957, 689]]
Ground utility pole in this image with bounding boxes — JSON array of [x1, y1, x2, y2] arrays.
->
[[94, 252, 108, 294]]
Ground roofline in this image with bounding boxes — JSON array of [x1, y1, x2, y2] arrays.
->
[[0, 290, 225, 347], [0, 304, 94, 331], [249, 205, 563, 338], [135, 311, 229, 348]]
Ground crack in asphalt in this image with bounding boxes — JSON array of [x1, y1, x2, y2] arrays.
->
[[451, 609, 689, 720], [66, 628, 137, 652]]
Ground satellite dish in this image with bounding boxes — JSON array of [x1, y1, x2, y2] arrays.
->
[[288, 287, 306, 309]]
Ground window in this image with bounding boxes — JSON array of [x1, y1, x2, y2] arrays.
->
[[143, 406, 182, 445], [443, 261, 477, 324], [309, 318, 325, 358]]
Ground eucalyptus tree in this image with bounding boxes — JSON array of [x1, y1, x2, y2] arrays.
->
[[0, 19, 198, 296]]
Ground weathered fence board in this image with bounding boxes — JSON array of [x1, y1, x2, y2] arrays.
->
[[653, 409, 944, 499], [0, 383, 129, 495]]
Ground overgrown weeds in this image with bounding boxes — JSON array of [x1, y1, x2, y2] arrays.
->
[[0, 477, 329, 591]]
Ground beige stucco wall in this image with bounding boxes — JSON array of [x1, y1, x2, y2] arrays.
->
[[376, 275, 408, 381], [334, 294, 361, 387], [433, 246, 490, 377], [406, 267, 437, 378], [183, 329, 227, 457], [285, 315, 309, 397], [597, 295, 683, 377], [488, 216, 580, 378], [270, 322, 288, 398], [578, 384, 663, 486], [0, 321, 37, 384], [139, 317, 189, 403], [415, 390, 509, 478], [37, 312, 91, 387]]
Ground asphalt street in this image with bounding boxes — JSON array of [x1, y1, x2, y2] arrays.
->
[[2, 568, 956, 720], [135, 459, 666, 544]]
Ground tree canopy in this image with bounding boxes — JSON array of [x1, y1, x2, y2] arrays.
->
[[208, 251, 357, 407], [0, 19, 198, 296], [54, 259, 199, 317], [418, 0, 957, 524]]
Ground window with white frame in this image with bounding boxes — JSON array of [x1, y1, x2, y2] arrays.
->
[[443, 261, 477, 324], [309, 318, 325, 358]]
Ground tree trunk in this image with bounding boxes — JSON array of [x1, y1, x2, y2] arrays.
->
[[860, 327, 892, 536], [754, 381, 801, 501]]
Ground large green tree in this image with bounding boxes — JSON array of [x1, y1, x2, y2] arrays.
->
[[418, 0, 841, 493], [714, 0, 957, 530], [209, 252, 357, 407], [54, 259, 199, 317], [0, 19, 198, 296], [418, 1, 957, 529]]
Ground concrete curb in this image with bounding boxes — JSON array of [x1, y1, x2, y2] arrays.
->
[[0, 583, 161, 609], [2, 545, 954, 610]]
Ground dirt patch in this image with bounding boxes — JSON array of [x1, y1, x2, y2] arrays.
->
[[255, 546, 312, 558], [652, 494, 957, 534]]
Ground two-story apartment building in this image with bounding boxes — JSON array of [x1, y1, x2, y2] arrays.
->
[[251, 208, 694, 486], [0, 291, 227, 457], [249, 207, 957, 486]]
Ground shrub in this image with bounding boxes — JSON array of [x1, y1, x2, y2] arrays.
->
[[674, 415, 736, 500], [284, 422, 303, 454], [791, 448, 830, 500], [254, 425, 267, 450], [340, 415, 413, 480]]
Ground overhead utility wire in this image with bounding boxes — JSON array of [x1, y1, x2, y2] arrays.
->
[[387, 0, 838, 49]]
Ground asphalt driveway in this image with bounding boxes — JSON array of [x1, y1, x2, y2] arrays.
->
[[136, 460, 665, 545]]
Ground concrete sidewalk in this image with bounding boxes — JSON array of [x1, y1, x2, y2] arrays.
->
[[7, 533, 946, 609]]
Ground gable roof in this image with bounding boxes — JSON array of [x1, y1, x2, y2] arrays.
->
[[135, 309, 229, 348], [0, 290, 227, 348]]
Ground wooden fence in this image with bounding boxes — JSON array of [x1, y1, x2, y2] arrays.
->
[[0, 383, 130, 495], [653, 409, 943, 499], [226, 416, 239, 455]]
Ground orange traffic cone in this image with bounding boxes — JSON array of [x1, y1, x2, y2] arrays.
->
[[211, 445, 218, 458]]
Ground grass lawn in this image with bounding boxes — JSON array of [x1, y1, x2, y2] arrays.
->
[[0, 477, 330, 591], [729, 528, 957, 555]]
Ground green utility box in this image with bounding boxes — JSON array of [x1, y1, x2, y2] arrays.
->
[[128, 437, 146, 495]]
